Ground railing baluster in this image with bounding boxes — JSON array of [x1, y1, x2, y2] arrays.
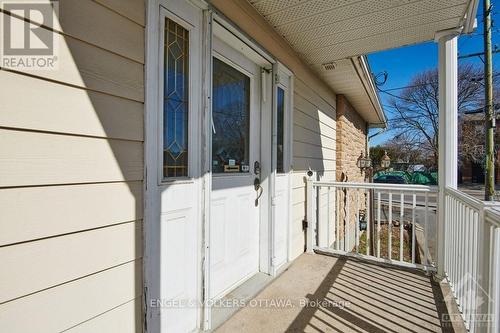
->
[[465, 207, 473, 327], [366, 189, 370, 256], [489, 223, 500, 333], [345, 187, 350, 252], [452, 197, 458, 289], [457, 201, 463, 310], [462, 206, 468, 321], [355, 189, 360, 253], [424, 192, 429, 266], [448, 197, 456, 284], [400, 192, 404, 261], [327, 186, 331, 247], [335, 188, 339, 251], [447, 195, 452, 273], [462, 201, 466, 311], [412, 194, 416, 264], [449, 196, 453, 283], [459, 202, 466, 310], [318, 185, 323, 247], [377, 191, 381, 258], [454, 197, 458, 288], [470, 210, 479, 333], [456, 199, 461, 310], [458, 200, 462, 309], [388, 192, 392, 260], [318, 185, 330, 248]]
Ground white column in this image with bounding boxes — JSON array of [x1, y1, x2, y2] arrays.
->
[[436, 30, 459, 277]]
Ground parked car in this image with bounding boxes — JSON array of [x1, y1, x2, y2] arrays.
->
[[374, 174, 408, 184]]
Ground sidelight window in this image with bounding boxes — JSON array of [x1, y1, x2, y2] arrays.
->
[[276, 87, 285, 173], [163, 18, 189, 178]]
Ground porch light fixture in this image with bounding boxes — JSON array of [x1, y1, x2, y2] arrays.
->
[[381, 151, 391, 169], [356, 152, 372, 170]]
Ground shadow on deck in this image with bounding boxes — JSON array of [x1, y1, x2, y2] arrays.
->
[[215, 253, 465, 333]]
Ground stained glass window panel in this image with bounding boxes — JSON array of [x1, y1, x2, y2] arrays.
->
[[163, 18, 189, 178], [212, 58, 250, 174]]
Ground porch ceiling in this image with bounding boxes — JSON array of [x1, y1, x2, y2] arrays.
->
[[249, 0, 478, 126]]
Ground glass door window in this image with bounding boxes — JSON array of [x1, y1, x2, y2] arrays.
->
[[212, 57, 251, 174]]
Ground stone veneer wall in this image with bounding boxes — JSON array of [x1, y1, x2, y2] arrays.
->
[[335, 95, 368, 249]]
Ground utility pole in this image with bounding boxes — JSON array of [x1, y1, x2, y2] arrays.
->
[[484, 0, 495, 201]]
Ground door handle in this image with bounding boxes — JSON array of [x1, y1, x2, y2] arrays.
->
[[254, 177, 263, 206]]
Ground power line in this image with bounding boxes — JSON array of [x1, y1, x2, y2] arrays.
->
[[377, 72, 500, 93], [458, 49, 500, 59], [379, 82, 436, 92]]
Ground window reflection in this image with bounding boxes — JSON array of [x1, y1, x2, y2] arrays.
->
[[212, 58, 250, 174]]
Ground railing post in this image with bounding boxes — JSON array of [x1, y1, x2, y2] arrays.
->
[[477, 209, 492, 333], [306, 171, 316, 253], [490, 223, 500, 333]]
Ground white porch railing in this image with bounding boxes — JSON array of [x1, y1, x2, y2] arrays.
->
[[305, 178, 438, 271], [305, 177, 500, 332], [444, 187, 500, 333]]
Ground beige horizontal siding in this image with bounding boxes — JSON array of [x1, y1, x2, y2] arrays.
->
[[0, 70, 143, 140], [4, 0, 144, 63], [0, 182, 142, 246], [293, 142, 336, 161], [0, 261, 142, 333], [0, 2, 144, 332], [0, 221, 141, 303], [0, 129, 143, 187], [94, 0, 146, 27], [0, 13, 144, 102], [291, 78, 337, 258], [65, 298, 142, 333], [294, 110, 336, 139], [285, 77, 338, 258], [293, 156, 336, 172], [294, 81, 336, 121], [294, 124, 336, 148]]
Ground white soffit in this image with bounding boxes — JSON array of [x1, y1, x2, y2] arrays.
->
[[249, 0, 474, 125]]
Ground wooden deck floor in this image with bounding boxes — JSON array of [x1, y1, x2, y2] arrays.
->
[[215, 253, 465, 333]]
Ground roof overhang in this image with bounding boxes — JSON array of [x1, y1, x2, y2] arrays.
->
[[249, 0, 480, 127]]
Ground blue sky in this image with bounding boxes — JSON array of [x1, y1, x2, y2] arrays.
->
[[367, 1, 500, 146]]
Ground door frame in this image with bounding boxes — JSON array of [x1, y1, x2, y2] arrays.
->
[[144, 1, 207, 332], [203, 15, 275, 329], [144, 1, 293, 331], [271, 62, 294, 273]]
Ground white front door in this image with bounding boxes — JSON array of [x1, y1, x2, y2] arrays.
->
[[209, 36, 265, 299]]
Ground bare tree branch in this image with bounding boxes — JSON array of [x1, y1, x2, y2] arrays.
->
[[382, 64, 495, 169]]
